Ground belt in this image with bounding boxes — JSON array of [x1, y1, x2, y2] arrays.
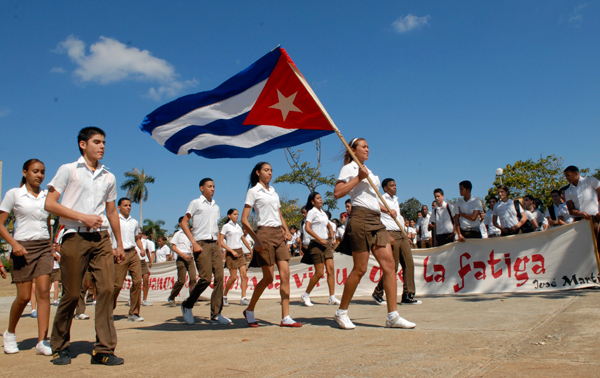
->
[[200, 239, 217, 243], [73, 227, 109, 233], [124, 247, 135, 252], [461, 228, 480, 232]]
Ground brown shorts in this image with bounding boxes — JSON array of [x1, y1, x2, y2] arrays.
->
[[253, 227, 291, 267], [336, 206, 390, 255], [140, 260, 150, 276], [301, 241, 334, 265], [10, 239, 53, 283], [50, 268, 61, 282], [226, 248, 247, 270]]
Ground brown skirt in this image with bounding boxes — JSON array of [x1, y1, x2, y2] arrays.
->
[[140, 260, 150, 276], [226, 248, 247, 270], [249, 227, 291, 267], [50, 268, 61, 282], [301, 241, 334, 265], [336, 206, 390, 256], [10, 239, 53, 283]]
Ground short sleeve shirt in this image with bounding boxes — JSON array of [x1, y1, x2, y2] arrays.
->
[[565, 176, 600, 216], [220, 220, 244, 249], [186, 195, 220, 240], [306, 208, 330, 240], [483, 210, 501, 235], [241, 234, 254, 254], [493, 199, 523, 229], [417, 214, 432, 240], [245, 184, 281, 227], [337, 161, 381, 212], [455, 197, 483, 230], [118, 214, 139, 250], [170, 230, 192, 254], [0, 186, 50, 241], [431, 201, 455, 234], [379, 193, 402, 231], [155, 245, 170, 262]]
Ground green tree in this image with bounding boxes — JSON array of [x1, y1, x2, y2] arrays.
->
[[592, 168, 600, 181], [280, 196, 303, 229], [486, 155, 589, 207], [274, 139, 338, 212], [142, 219, 166, 243], [120, 168, 155, 224], [399, 197, 423, 221]]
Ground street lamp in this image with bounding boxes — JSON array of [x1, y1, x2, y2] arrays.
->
[[496, 168, 504, 185]]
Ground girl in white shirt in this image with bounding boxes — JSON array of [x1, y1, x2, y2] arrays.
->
[[333, 138, 415, 330], [241, 162, 300, 328], [220, 208, 253, 306], [300, 192, 340, 307], [0, 159, 53, 355], [492, 185, 528, 236]]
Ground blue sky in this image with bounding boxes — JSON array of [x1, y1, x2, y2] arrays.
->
[[1, 1, 598, 232]]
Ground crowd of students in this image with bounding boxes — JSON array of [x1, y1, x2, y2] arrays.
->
[[1, 129, 599, 365]]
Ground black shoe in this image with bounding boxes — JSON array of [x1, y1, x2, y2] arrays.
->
[[401, 293, 422, 305], [371, 292, 387, 305], [51, 348, 71, 365], [91, 351, 125, 365]]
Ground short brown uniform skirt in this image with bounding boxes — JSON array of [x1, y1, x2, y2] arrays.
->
[[140, 260, 150, 276], [226, 248, 247, 270], [50, 268, 61, 282], [301, 240, 334, 265], [251, 226, 291, 267], [336, 206, 390, 256], [10, 239, 53, 283]]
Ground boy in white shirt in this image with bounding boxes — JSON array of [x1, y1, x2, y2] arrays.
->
[[484, 197, 501, 237], [430, 189, 455, 246], [564, 165, 600, 248], [168, 217, 196, 304], [454, 181, 483, 241], [417, 206, 432, 248], [545, 190, 572, 228]]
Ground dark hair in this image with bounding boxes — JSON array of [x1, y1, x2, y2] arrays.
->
[[305, 192, 320, 212], [417, 211, 423, 216], [433, 188, 444, 196], [382, 178, 394, 188], [343, 138, 366, 165], [497, 185, 510, 194], [563, 165, 579, 173], [421, 205, 428, 210], [78, 127, 106, 155], [227, 208, 237, 216], [118, 197, 131, 206], [560, 185, 570, 193], [20, 158, 44, 187], [301, 206, 307, 211], [325, 210, 332, 220], [290, 225, 297, 231], [158, 236, 167, 242], [345, 199, 351, 205], [487, 196, 498, 204], [332, 219, 340, 227], [248, 162, 270, 189], [524, 194, 535, 202], [459, 180, 472, 191], [178, 216, 184, 224], [551, 189, 560, 196], [199, 178, 213, 187], [534, 198, 544, 211]]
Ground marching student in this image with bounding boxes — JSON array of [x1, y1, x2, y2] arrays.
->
[[492, 185, 528, 236], [139, 233, 152, 306], [45, 127, 125, 365], [545, 190, 572, 228], [241, 229, 254, 263], [220, 209, 253, 307], [454, 181, 483, 241], [483, 197, 502, 237], [155, 236, 170, 263], [564, 165, 600, 248], [336, 212, 348, 242], [167, 217, 196, 305], [333, 138, 415, 330], [300, 192, 340, 307], [241, 162, 301, 328], [145, 232, 156, 264], [112, 198, 145, 322], [179, 178, 231, 325], [0, 159, 53, 356], [430, 189, 456, 246], [372, 178, 421, 306]]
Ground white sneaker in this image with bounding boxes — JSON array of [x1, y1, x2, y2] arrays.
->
[[181, 304, 194, 324], [212, 314, 233, 325], [31, 309, 37, 318], [300, 293, 313, 307], [385, 315, 416, 329], [223, 297, 229, 307], [328, 297, 341, 305], [74, 313, 90, 320], [92, 300, 96, 306], [142, 300, 153, 306], [35, 340, 52, 356], [3, 330, 18, 354], [334, 312, 355, 330], [128, 314, 144, 322], [240, 298, 250, 306], [51, 300, 60, 306]]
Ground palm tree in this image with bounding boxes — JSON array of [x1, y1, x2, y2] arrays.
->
[[142, 219, 166, 243], [120, 168, 155, 224]]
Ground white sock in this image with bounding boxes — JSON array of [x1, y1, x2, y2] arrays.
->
[[5, 330, 15, 336], [281, 315, 296, 325], [302, 292, 309, 298], [245, 310, 256, 323], [241, 297, 247, 301], [330, 295, 337, 301], [336, 309, 348, 316], [387, 311, 399, 321]]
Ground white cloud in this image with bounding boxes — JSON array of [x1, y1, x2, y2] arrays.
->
[[0, 107, 11, 118], [392, 14, 430, 34], [569, 3, 588, 25], [54, 35, 196, 100], [50, 67, 66, 74]]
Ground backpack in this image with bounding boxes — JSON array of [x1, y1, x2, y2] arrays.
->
[[514, 201, 535, 234], [548, 205, 556, 221]]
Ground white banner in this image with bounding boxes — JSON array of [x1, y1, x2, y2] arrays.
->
[[118, 220, 600, 302]]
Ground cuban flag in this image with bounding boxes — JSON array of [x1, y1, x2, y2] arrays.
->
[[139, 47, 335, 159]]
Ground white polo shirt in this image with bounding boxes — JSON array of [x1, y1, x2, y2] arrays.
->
[[53, 251, 61, 269], [220, 220, 244, 249], [417, 214, 432, 241], [186, 195, 220, 240], [525, 209, 546, 231], [565, 176, 600, 216], [379, 193, 402, 232], [483, 210, 501, 235], [0, 186, 50, 241], [337, 161, 381, 212], [455, 196, 483, 230], [431, 201, 455, 234], [300, 220, 311, 246], [245, 184, 281, 227], [155, 245, 170, 263], [329, 221, 337, 242], [306, 207, 330, 240], [118, 213, 139, 250], [138, 238, 149, 262], [336, 224, 345, 241], [493, 199, 523, 229], [47, 156, 117, 231], [241, 234, 254, 254], [170, 230, 192, 254]]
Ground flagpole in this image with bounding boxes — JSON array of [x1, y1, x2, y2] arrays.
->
[[287, 62, 408, 237]]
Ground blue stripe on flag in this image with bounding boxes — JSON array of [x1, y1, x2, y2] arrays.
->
[[140, 49, 281, 135]]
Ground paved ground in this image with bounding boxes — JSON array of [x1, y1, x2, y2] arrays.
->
[[1, 284, 599, 377]]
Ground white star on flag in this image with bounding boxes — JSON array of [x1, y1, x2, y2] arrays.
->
[[269, 89, 302, 121]]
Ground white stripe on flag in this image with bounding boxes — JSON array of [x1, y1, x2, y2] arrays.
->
[[151, 79, 268, 145], [177, 125, 296, 154]]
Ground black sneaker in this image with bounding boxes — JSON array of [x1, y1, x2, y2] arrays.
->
[[91, 351, 125, 365], [51, 348, 71, 365], [371, 292, 387, 305], [401, 293, 422, 305]]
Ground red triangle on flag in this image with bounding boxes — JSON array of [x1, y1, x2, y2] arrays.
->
[[243, 51, 333, 131]]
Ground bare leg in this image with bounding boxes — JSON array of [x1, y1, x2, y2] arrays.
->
[[339, 251, 369, 310], [35, 275, 51, 342], [371, 244, 398, 313], [239, 266, 248, 298], [224, 268, 238, 296], [325, 259, 336, 296], [142, 273, 150, 301], [8, 281, 32, 333], [247, 265, 274, 311], [53, 281, 60, 301], [305, 263, 324, 294], [276, 260, 290, 318], [30, 279, 37, 311]]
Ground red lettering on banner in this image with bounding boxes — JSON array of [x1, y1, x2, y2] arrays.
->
[[369, 266, 383, 283], [488, 250, 502, 279], [453, 253, 472, 293], [423, 256, 446, 283], [293, 273, 309, 288], [504, 254, 512, 277], [397, 268, 404, 283], [274, 275, 280, 290], [514, 256, 530, 287], [531, 254, 545, 275], [248, 276, 258, 290], [336, 268, 348, 285]]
